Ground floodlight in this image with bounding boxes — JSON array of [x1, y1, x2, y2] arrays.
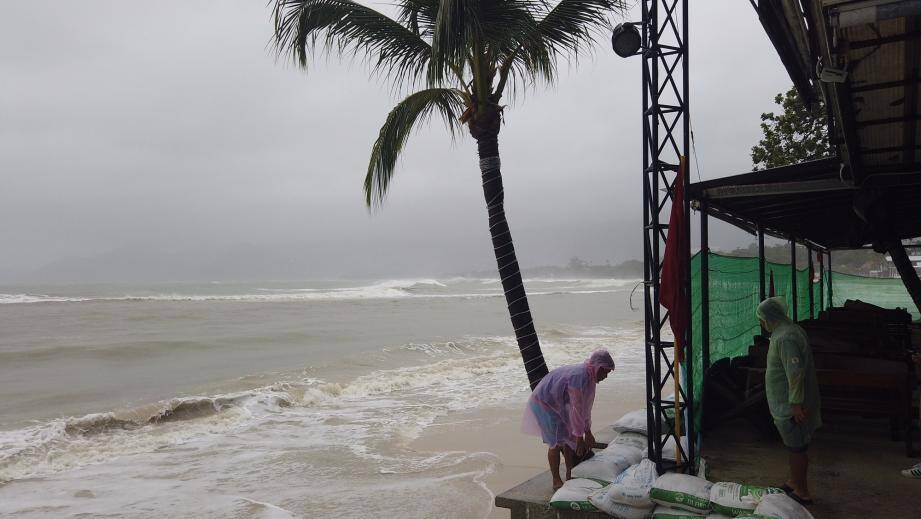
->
[[611, 23, 641, 58]]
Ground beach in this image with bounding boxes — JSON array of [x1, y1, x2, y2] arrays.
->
[[0, 277, 646, 518]]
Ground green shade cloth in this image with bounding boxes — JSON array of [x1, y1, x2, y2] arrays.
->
[[686, 252, 917, 436]]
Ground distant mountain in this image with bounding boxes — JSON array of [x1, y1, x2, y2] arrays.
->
[[461, 257, 643, 280]]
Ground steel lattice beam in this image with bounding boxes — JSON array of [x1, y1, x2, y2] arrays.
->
[[642, 0, 694, 474]]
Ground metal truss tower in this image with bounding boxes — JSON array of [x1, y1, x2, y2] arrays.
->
[[641, 0, 694, 474]]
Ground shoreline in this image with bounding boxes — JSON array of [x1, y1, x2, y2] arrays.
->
[[410, 377, 647, 518]]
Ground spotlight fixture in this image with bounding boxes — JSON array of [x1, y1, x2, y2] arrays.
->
[[611, 23, 641, 58]]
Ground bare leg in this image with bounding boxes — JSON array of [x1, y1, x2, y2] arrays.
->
[[562, 445, 576, 481], [789, 452, 811, 499], [548, 447, 563, 490]]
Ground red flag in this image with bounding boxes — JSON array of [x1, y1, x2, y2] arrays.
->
[[660, 157, 689, 361], [769, 269, 775, 298]]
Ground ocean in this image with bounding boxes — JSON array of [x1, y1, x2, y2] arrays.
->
[[0, 277, 646, 518]]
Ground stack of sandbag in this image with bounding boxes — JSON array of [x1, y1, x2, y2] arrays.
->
[[613, 409, 648, 435], [549, 478, 605, 512], [649, 473, 712, 515], [588, 459, 658, 519], [610, 431, 648, 451], [650, 506, 706, 518], [708, 482, 784, 517], [571, 444, 643, 483], [643, 435, 689, 462], [752, 493, 814, 519]]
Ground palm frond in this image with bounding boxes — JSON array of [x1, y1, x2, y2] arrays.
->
[[273, 0, 432, 87], [429, 0, 540, 89], [496, 0, 626, 96], [365, 88, 468, 207], [398, 0, 440, 38]]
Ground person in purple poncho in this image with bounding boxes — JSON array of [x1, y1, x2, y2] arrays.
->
[[521, 349, 616, 489]]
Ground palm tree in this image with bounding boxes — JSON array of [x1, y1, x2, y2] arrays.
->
[[272, 0, 624, 389]]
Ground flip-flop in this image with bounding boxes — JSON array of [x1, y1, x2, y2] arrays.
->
[[779, 483, 794, 494], [788, 492, 814, 506]]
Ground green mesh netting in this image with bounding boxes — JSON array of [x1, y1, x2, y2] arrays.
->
[[832, 271, 920, 320], [687, 252, 917, 433]]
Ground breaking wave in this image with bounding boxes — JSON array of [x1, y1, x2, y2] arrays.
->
[[0, 327, 642, 484], [0, 277, 636, 305]]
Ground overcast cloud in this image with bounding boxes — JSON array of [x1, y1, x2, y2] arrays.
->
[[0, 1, 791, 282]]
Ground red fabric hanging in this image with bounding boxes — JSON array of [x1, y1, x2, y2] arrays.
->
[[660, 158, 688, 361], [769, 269, 776, 298]]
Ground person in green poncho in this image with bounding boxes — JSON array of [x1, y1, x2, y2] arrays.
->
[[757, 296, 821, 506]]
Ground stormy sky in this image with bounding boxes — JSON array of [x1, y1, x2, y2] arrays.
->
[[0, 1, 792, 282]]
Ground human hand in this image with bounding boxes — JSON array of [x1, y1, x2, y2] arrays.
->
[[576, 437, 588, 457], [585, 430, 597, 450], [791, 404, 807, 424]]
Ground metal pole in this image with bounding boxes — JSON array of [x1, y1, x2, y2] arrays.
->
[[790, 241, 798, 321], [807, 246, 815, 319], [682, 0, 695, 470], [828, 251, 834, 307], [700, 203, 710, 372], [818, 249, 825, 311], [758, 227, 766, 302]]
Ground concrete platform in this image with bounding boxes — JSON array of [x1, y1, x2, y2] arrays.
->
[[494, 429, 618, 518], [705, 416, 921, 518], [494, 471, 608, 519]]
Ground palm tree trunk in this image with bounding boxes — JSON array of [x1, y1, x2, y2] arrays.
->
[[474, 123, 549, 390]]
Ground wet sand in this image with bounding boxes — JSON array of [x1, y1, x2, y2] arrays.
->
[[412, 381, 647, 518]]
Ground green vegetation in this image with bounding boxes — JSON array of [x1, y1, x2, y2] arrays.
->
[[751, 87, 832, 170], [720, 243, 887, 276]]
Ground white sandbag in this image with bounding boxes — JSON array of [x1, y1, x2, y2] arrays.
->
[[609, 431, 649, 452], [588, 487, 652, 519], [651, 505, 706, 518], [705, 514, 733, 519], [571, 444, 643, 483], [752, 494, 815, 519], [550, 478, 604, 512], [613, 409, 648, 434], [644, 436, 689, 462], [598, 459, 658, 509], [708, 482, 784, 516], [649, 473, 712, 514]]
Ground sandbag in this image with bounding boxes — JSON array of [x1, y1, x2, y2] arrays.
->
[[588, 488, 652, 519], [752, 494, 814, 519], [609, 431, 649, 452], [708, 482, 784, 516], [593, 459, 658, 509], [550, 478, 604, 512], [651, 505, 706, 519], [613, 459, 659, 507], [650, 473, 712, 514], [571, 444, 643, 483], [644, 436, 689, 462], [613, 409, 648, 434]]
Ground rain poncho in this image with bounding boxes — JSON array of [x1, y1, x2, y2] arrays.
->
[[757, 298, 821, 435], [522, 350, 615, 449]]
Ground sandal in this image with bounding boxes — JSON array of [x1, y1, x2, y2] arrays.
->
[[779, 483, 794, 494]]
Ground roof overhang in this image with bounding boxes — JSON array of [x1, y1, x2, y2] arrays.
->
[[689, 158, 921, 250]]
